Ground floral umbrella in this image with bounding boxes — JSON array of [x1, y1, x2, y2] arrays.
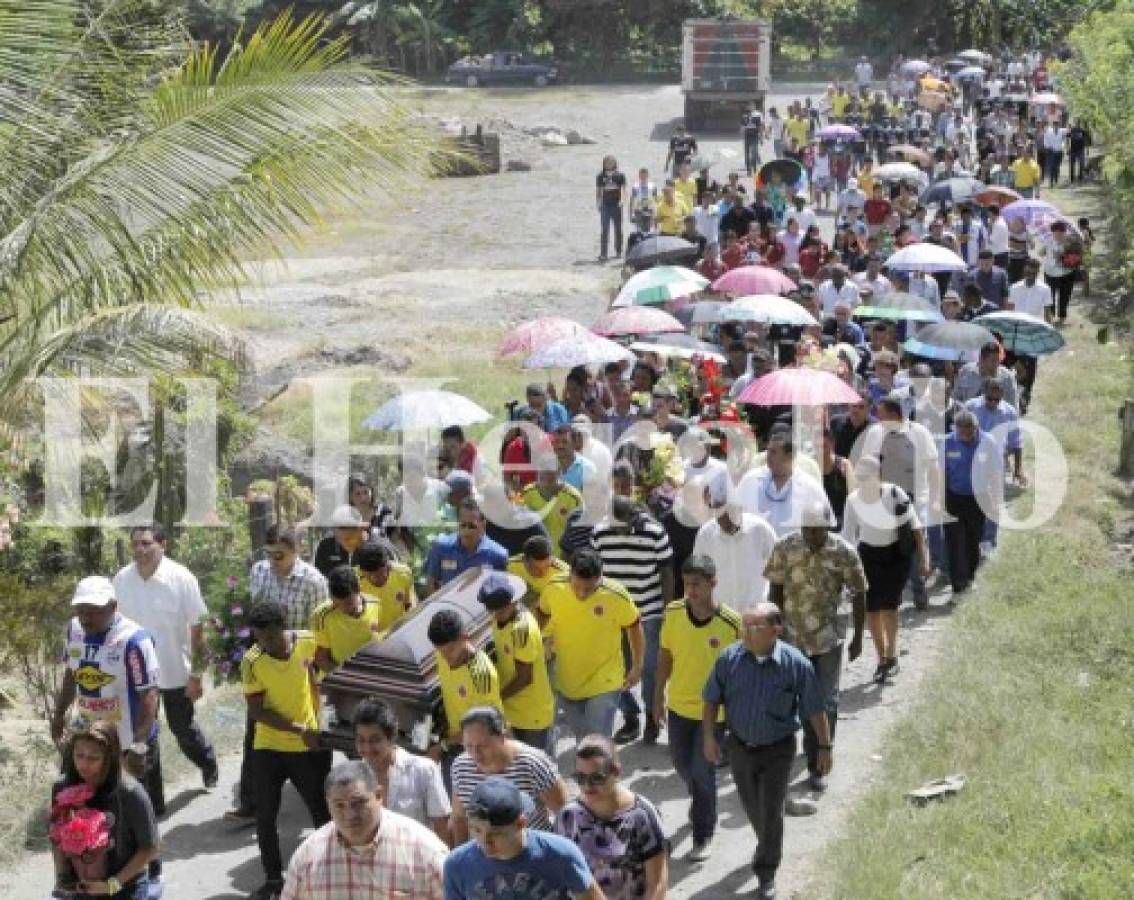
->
[[736, 367, 863, 406], [497, 316, 585, 357], [712, 265, 798, 296], [592, 306, 685, 337], [524, 332, 635, 369]]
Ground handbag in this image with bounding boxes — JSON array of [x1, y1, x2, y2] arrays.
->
[[891, 486, 916, 557]]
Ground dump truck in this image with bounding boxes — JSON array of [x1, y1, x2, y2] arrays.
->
[[681, 16, 772, 130]]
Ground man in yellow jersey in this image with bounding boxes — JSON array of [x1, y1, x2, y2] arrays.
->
[[674, 161, 699, 209], [785, 110, 810, 151], [538, 549, 644, 742], [507, 535, 570, 611], [521, 463, 583, 557], [242, 599, 331, 900], [427, 608, 502, 789], [1011, 144, 1043, 198], [653, 555, 742, 863], [655, 180, 690, 236], [831, 84, 851, 121], [310, 566, 388, 674], [477, 573, 555, 753], [356, 541, 416, 633]]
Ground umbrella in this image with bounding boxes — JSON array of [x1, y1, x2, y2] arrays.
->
[[854, 292, 945, 323], [498, 316, 585, 357], [1001, 198, 1060, 227], [524, 332, 634, 369], [974, 186, 1021, 207], [362, 390, 492, 431], [736, 367, 864, 406], [689, 301, 727, 325], [957, 66, 986, 79], [885, 244, 968, 273], [958, 49, 989, 62], [817, 124, 861, 142], [612, 266, 708, 307], [902, 322, 996, 361], [629, 334, 726, 363], [943, 58, 968, 70], [920, 176, 985, 206], [721, 294, 818, 327], [625, 236, 700, 269], [592, 306, 685, 337], [712, 265, 798, 296], [973, 311, 1065, 355], [901, 60, 932, 76], [757, 158, 804, 187], [875, 162, 929, 185], [889, 144, 934, 167], [689, 147, 740, 171], [1030, 92, 1064, 107]]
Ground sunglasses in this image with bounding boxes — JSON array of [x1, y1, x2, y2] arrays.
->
[[572, 770, 610, 787]]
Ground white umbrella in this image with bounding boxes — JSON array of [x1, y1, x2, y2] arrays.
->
[[362, 390, 492, 432], [875, 162, 929, 185], [612, 266, 708, 308], [523, 332, 634, 369], [720, 294, 818, 327], [885, 244, 968, 273]]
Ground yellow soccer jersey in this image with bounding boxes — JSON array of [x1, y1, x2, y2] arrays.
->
[[241, 632, 320, 752], [492, 608, 554, 730], [360, 563, 417, 633], [507, 555, 570, 610], [436, 649, 501, 740], [310, 598, 386, 665], [660, 600, 742, 721], [520, 484, 583, 559], [539, 576, 639, 701]]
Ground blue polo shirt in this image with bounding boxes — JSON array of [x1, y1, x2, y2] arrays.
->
[[424, 533, 508, 586], [540, 401, 572, 433], [964, 398, 1022, 451], [703, 639, 823, 747], [942, 430, 1001, 496], [560, 454, 597, 493]]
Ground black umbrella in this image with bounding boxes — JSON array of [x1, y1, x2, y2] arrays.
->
[[757, 158, 804, 187], [625, 236, 699, 270], [919, 176, 985, 207]]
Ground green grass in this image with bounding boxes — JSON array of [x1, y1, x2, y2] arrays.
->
[[818, 194, 1134, 898]]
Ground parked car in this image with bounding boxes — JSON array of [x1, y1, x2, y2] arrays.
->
[[446, 51, 560, 88]]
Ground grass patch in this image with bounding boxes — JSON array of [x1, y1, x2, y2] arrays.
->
[[817, 191, 1134, 899], [205, 304, 281, 331]]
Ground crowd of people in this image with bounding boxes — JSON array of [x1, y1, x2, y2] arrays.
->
[[46, 45, 1088, 900]]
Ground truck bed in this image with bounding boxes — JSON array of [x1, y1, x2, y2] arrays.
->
[[681, 18, 771, 98]]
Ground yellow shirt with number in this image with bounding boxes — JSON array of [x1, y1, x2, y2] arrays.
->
[[493, 608, 554, 730], [507, 555, 570, 609], [655, 195, 690, 235], [310, 598, 386, 666], [241, 632, 320, 752], [436, 649, 501, 739], [659, 600, 742, 721], [538, 576, 639, 701], [521, 483, 583, 557], [360, 563, 417, 633]]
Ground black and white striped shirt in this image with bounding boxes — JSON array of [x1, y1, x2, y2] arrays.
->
[[451, 744, 561, 831], [590, 514, 673, 621]]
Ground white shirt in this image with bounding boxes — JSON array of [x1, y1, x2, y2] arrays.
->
[[113, 557, 207, 689], [768, 117, 785, 140], [694, 206, 721, 243], [817, 280, 861, 318], [812, 153, 831, 179], [853, 272, 893, 298], [858, 421, 939, 508], [394, 477, 446, 527], [855, 61, 874, 85], [1042, 126, 1067, 152], [841, 486, 920, 547], [987, 78, 1004, 98], [683, 454, 728, 485], [692, 513, 777, 610], [785, 206, 818, 234], [988, 216, 1010, 255], [1008, 279, 1053, 317], [383, 747, 451, 826], [907, 274, 941, 306], [955, 219, 988, 267], [736, 468, 830, 539]]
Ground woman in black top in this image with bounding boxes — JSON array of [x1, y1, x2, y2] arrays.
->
[[596, 155, 628, 261], [818, 424, 852, 530], [52, 720, 160, 899]]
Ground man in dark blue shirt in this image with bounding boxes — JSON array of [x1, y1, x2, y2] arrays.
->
[[702, 601, 830, 900], [425, 499, 508, 595], [942, 410, 1002, 594]]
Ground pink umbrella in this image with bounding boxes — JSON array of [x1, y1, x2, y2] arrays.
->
[[712, 266, 798, 297], [498, 317, 585, 357], [736, 367, 863, 406], [592, 307, 685, 337]]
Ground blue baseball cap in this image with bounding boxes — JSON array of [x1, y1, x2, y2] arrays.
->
[[465, 776, 535, 826]]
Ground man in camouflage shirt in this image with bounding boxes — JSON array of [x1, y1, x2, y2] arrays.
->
[[764, 502, 867, 793]]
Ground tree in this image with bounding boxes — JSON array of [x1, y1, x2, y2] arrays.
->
[[0, 1, 439, 420]]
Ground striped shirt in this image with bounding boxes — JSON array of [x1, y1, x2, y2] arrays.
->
[[451, 743, 561, 831], [249, 557, 329, 631], [702, 639, 824, 747], [280, 812, 446, 900], [590, 514, 673, 621]]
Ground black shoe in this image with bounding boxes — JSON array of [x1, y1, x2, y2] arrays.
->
[[871, 663, 887, 684], [643, 717, 660, 746], [224, 805, 257, 827], [203, 766, 219, 789], [756, 877, 777, 899], [884, 658, 900, 680], [613, 718, 641, 745], [249, 881, 283, 900], [913, 592, 929, 611]]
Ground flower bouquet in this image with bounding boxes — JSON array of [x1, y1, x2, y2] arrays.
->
[[206, 573, 253, 682], [50, 784, 111, 884]]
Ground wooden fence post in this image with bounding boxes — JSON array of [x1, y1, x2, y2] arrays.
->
[[1120, 400, 1134, 476]]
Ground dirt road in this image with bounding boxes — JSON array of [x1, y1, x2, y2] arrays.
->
[[1, 82, 966, 899]]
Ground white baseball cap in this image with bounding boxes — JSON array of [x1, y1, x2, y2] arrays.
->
[[72, 575, 115, 607], [330, 504, 365, 528]]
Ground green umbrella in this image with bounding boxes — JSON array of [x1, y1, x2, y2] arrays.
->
[[854, 292, 945, 323], [612, 266, 709, 307]]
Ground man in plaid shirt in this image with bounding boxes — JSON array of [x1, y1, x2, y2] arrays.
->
[[250, 525, 329, 629]]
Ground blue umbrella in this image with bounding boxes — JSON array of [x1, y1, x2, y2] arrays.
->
[[973, 312, 1065, 355]]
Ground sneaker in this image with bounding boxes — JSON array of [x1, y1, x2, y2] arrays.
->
[[642, 717, 660, 746], [203, 767, 219, 789], [223, 806, 256, 827], [884, 658, 900, 680], [756, 878, 777, 899], [613, 718, 641, 745], [688, 837, 713, 862], [249, 882, 283, 900], [871, 663, 888, 684], [808, 773, 828, 792]]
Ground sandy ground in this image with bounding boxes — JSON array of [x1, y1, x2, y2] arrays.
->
[[2, 82, 966, 899]]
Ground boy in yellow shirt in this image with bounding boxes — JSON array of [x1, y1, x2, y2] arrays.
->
[[521, 468, 583, 559], [311, 565, 387, 673], [507, 535, 570, 610], [357, 541, 417, 633], [654, 555, 741, 861]]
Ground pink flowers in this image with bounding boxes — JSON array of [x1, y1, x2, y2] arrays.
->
[[226, 575, 239, 589], [50, 805, 110, 857]]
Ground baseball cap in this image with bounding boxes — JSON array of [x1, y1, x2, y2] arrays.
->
[[72, 576, 115, 607], [444, 470, 474, 492], [465, 777, 535, 826], [477, 572, 520, 611], [331, 504, 364, 528]]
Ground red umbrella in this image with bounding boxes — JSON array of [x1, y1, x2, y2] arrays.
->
[[736, 367, 863, 406], [712, 266, 797, 297], [498, 317, 585, 357], [591, 306, 685, 337], [974, 186, 1021, 207]]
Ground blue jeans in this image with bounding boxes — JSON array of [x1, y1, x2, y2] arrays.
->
[[801, 643, 843, 776], [74, 876, 150, 899], [599, 203, 623, 257], [620, 617, 662, 724], [562, 691, 620, 741], [668, 711, 724, 842]]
